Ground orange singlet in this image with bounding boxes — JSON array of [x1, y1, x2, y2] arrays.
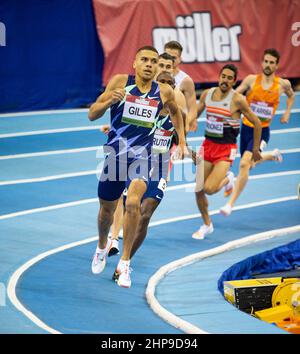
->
[[243, 74, 280, 128]]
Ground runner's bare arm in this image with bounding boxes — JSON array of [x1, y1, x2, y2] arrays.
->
[[175, 89, 188, 133], [236, 75, 256, 94], [197, 89, 209, 117], [280, 79, 295, 124], [235, 94, 262, 162], [88, 74, 127, 121], [160, 84, 186, 155], [181, 77, 198, 132]]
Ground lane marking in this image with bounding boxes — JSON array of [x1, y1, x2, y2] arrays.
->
[[187, 128, 300, 142], [6, 196, 298, 334], [0, 126, 104, 139], [1, 109, 299, 138], [2, 125, 299, 139], [197, 108, 300, 122], [146, 224, 300, 334], [1, 147, 299, 186], [0, 198, 98, 221], [0, 147, 101, 160], [0, 108, 89, 118], [1, 93, 298, 118], [0, 171, 299, 217], [173, 147, 300, 164], [0, 125, 298, 158], [0, 170, 100, 186]]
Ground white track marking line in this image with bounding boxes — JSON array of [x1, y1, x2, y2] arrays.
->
[[0, 170, 100, 186], [0, 165, 299, 188], [6, 196, 298, 334], [187, 128, 300, 141], [0, 109, 89, 118], [0, 171, 299, 217], [0, 102, 298, 119], [271, 128, 300, 134], [146, 224, 300, 334], [1, 107, 299, 138], [166, 170, 300, 191], [0, 198, 98, 221], [197, 108, 300, 122], [173, 148, 300, 165], [2, 125, 299, 139], [0, 147, 101, 160], [0, 126, 104, 139]]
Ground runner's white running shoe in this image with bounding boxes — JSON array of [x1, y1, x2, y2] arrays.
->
[[114, 260, 132, 288], [91, 239, 112, 274], [272, 148, 283, 163], [108, 239, 120, 257], [224, 171, 234, 197], [220, 203, 232, 217], [192, 223, 214, 240]]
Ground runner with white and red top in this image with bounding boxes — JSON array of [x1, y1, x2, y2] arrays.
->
[[192, 64, 262, 240]]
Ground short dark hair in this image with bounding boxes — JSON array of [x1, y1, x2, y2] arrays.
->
[[159, 52, 175, 63], [164, 41, 183, 54], [157, 71, 175, 83], [136, 46, 159, 55], [220, 64, 238, 80], [263, 48, 280, 64]]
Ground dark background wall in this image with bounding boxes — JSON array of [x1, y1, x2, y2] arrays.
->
[[0, 0, 105, 113]]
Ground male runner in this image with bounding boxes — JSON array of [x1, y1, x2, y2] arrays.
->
[[192, 64, 262, 240], [88, 46, 186, 288], [164, 41, 198, 132], [220, 49, 295, 216], [108, 52, 187, 257], [128, 71, 186, 260]]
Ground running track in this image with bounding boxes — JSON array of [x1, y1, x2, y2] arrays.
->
[[0, 94, 299, 333]]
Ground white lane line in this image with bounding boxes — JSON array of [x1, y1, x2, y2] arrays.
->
[[0, 126, 104, 139], [0, 170, 100, 186], [0, 163, 298, 220], [187, 128, 300, 142], [1, 107, 299, 138], [197, 108, 300, 122], [0, 140, 298, 161], [272, 128, 300, 134], [2, 124, 299, 139], [146, 223, 300, 334], [0, 108, 89, 118], [0, 147, 101, 160], [6, 195, 298, 334], [0, 161, 299, 188], [173, 147, 300, 165], [167, 170, 300, 191], [0, 198, 98, 221]]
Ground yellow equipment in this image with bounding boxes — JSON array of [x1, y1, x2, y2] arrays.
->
[[223, 278, 282, 313], [255, 304, 293, 323], [272, 278, 300, 318]]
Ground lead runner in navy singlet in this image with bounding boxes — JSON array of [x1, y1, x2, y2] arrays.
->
[[88, 46, 186, 288]]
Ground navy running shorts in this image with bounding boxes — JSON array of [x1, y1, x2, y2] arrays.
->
[[240, 123, 270, 157]]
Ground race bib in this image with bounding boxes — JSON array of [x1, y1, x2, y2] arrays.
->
[[250, 101, 274, 122], [205, 115, 224, 137], [122, 95, 158, 128], [229, 148, 237, 161], [158, 178, 167, 193], [152, 129, 173, 153]]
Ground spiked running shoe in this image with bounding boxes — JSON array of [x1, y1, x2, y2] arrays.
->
[[91, 239, 112, 274]]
